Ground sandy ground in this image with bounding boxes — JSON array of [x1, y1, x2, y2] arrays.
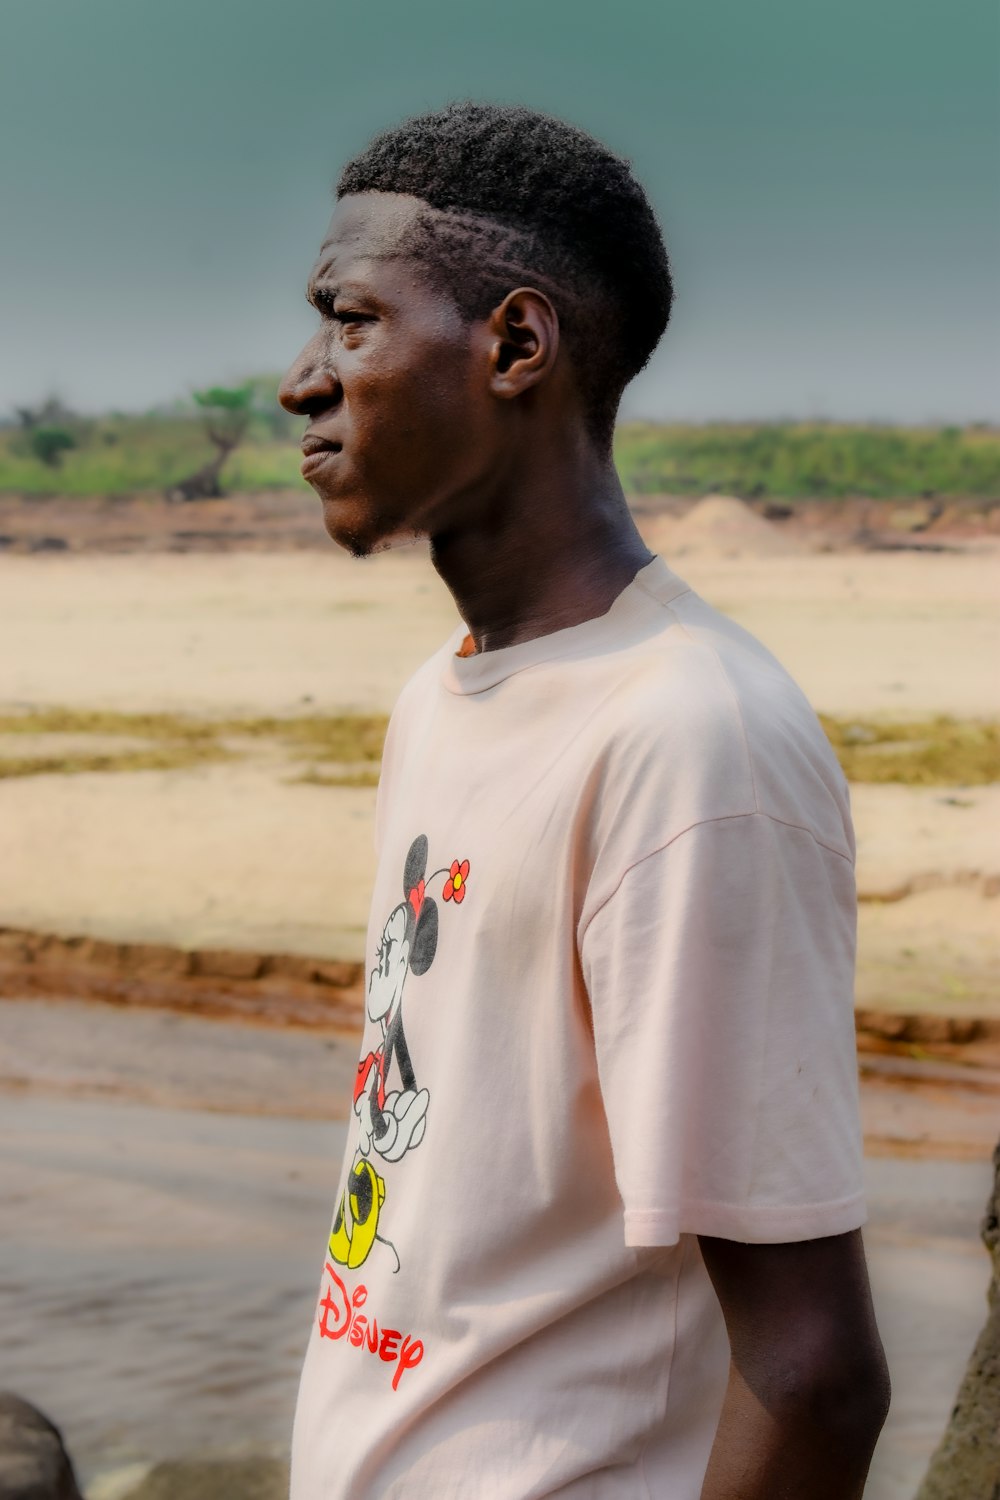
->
[[2, 542, 998, 1002], [3, 544, 999, 718], [0, 998, 996, 1499]]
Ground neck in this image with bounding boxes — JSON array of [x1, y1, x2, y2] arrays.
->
[[429, 428, 652, 653]]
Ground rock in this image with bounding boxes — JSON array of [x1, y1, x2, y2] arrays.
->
[[0, 1393, 83, 1500], [915, 1138, 1000, 1498], [117, 1457, 289, 1500]]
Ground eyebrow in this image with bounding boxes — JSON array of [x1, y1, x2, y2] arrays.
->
[[306, 282, 338, 311], [307, 279, 386, 315]]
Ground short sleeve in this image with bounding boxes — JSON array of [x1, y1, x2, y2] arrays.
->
[[579, 812, 866, 1248]]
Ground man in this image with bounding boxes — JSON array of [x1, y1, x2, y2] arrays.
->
[[279, 102, 890, 1499]]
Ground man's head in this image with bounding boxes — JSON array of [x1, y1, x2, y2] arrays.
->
[[334, 103, 673, 441], [279, 102, 672, 555]]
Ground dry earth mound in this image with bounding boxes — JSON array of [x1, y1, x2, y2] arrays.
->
[[641, 494, 804, 558]]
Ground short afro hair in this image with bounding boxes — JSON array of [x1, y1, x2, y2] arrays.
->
[[337, 102, 673, 448]]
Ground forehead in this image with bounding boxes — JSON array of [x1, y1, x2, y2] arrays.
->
[[309, 191, 431, 289]]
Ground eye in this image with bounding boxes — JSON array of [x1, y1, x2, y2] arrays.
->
[[309, 288, 335, 318], [307, 286, 376, 327]]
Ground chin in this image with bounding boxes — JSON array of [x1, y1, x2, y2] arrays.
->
[[320, 495, 400, 559]]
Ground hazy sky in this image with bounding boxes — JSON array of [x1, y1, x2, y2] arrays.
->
[[2, 0, 998, 422]]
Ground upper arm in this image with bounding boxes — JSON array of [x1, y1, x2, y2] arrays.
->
[[697, 1230, 890, 1417]]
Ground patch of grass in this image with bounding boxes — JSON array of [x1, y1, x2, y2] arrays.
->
[[5, 706, 992, 788], [290, 767, 381, 788], [0, 708, 221, 740], [208, 712, 388, 763], [0, 707, 389, 760], [0, 745, 230, 779], [0, 707, 388, 782], [256, 714, 388, 763], [820, 715, 1000, 785]]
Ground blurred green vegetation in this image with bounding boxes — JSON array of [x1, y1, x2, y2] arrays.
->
[[0, 422, 305, 495], [30, 426, 77, 468], [1, 383, 998, 501], [613, 422, 1000, 500], [1, 708, 997, 787], [0, 375, 303, 496]]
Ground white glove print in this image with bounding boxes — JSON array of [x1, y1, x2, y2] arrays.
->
[[375, 1088, 430, 1163]]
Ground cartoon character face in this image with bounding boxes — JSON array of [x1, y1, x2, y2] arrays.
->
[[368, 905, 410, 1023]]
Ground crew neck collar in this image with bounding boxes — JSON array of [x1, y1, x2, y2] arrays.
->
[[441, 555, 690, 696]]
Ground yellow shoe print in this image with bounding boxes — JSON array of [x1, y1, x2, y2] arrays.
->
[[347, 1161, 385, 1268], [327, 1162, 386, 1270], [328, 1190, 352, 1265]]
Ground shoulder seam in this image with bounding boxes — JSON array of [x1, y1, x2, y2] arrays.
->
[[579, 810, 854, 944]]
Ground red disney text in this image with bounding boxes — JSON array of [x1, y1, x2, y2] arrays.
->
[[318, 1262, 425, 1392]]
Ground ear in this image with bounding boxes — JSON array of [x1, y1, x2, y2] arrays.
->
[[403, 835, 428, 898], [486, 287, 560, 400], [409, 900, 439, 976]]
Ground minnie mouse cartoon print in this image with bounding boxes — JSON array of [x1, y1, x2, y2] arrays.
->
[[328, 834, 471, 1273]]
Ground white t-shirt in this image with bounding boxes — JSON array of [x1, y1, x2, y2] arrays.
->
[[291, 555, 865, 1499]]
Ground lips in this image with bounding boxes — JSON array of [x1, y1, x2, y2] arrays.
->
[[301, 433, 342, 458], [300, 433, 343, 480]]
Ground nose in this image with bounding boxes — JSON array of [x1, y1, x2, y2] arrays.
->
[[278, 339, 342, 417]]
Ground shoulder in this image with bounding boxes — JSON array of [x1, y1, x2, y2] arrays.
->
[[583, 588, 854, 884]]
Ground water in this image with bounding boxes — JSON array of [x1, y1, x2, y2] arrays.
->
[[0, 1090, 348, 1482], [0, 1010, 993, 1497]]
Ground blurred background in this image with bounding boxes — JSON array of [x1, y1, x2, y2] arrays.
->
[[1, 1, 998, 1497]]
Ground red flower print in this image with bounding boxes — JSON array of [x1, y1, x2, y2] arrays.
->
[[408, 879, 426, 920], [443, 859, 470, 904]]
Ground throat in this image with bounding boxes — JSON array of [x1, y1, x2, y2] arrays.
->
[[430, 446, 653, 654], [438, 523, 653, 654]]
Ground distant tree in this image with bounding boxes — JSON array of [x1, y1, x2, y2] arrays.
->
[[14, 396, 78, 432], [167, 383, 253, 501], [30, 426, 77, 468], [915, 1138, 1000, 1499], [244, 373, 300, 440], [11, 397, 83, 468]]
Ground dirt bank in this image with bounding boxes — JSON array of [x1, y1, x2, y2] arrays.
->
[[2, 489, 996, 559]]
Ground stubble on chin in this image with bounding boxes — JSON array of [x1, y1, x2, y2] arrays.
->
[[329, 525, 377, 561], [337, 525, 375, 560], [322, 502, 401, 560]]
